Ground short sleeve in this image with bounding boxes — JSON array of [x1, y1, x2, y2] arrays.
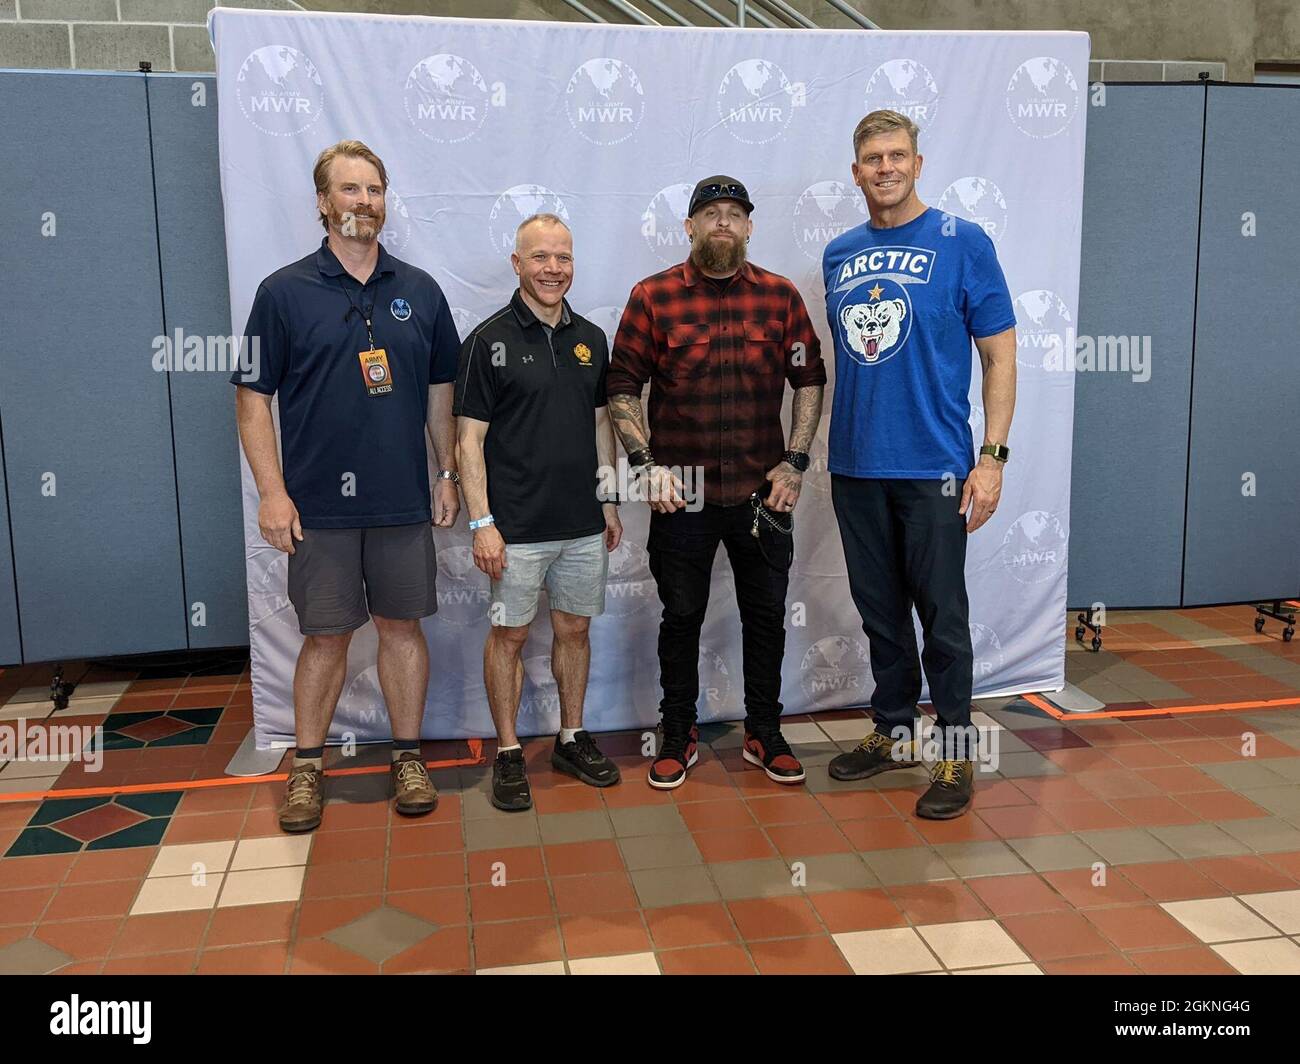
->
[[230, 283, 288, 395], [594, 331, 609, 408], [428, 287, 461, 385], [452, 332, 496, 421], [964, 233, 1016, 339]]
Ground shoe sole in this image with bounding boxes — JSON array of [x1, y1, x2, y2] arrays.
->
[[827, 758, 920, 782], [279, 816, 321, 833], [551, 753, 622, 788], [647, 750, 699, 790], [914, 797, 973, 820], [741, 748, 806, 784], [394, 798, 438, 817]]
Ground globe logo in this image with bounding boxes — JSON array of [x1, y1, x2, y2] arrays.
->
[[697, 644, 733, 720], [804, 431, 833, 498], [717, 59, 799, 145], [800, 635, 871, 706], [434, 544, 491, 626], [1006, 57, 1080, 139], [1013, 289, 1072, 372], [793, 181, 867, 261], [247, 550, 292, 630], [605, 540, 655, 618], [937, 178, 1009, 244], [520, 654, 560, 730], [565, 58, 645, 146], [340, 665, 384, 723], [998, 510, 1068, 585], [236, 45, 325, 137], [379, 186, 411, 255], [488, 184, 570, 256], [404, 54, 490, 144], [864, 59, 941, 129], [641, 183, 694, 265], [582, 305, 624, 351], [970, 622, 1005, 683], [450, 307, 484, 342]]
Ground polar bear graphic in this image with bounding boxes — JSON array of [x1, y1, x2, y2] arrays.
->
[[840, 298, 907, 363]]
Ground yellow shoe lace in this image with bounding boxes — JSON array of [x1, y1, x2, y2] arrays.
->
[[286, 767, 319, 806], [930, 760, 968, 786], [858, 732, 893, 753], [396, 758, 430, 790]]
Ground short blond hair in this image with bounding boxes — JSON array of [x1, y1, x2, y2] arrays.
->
[[515, 212, 571, 253], [852, 110, 919, 159], [313, 139, 389, 230]]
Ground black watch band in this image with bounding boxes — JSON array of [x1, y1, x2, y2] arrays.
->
[[782, 450, 810, 473], [628, 447, 655, 469]]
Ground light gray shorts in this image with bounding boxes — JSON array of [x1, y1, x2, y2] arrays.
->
[[490, 532, 608, 627]]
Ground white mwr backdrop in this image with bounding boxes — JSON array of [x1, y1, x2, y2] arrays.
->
[[209, 8, 1088, 747]]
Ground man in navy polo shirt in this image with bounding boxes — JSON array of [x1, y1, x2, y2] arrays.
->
[[231, 140, 461, 833], [822, 111, 1018, 820]]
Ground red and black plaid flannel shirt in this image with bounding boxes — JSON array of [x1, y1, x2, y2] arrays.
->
[[607, 258, 826, 507]]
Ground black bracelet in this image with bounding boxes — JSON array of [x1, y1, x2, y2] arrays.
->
[[628, 448, 655, 469]]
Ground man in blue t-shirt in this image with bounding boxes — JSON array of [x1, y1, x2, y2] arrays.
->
[[230, 140, 462, 833], [821, 110, 1018, 820]]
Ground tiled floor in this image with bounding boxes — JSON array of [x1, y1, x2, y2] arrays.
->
[[0, 605, 1298, 975]]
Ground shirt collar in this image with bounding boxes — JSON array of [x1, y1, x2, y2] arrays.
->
[[510, 288, 572, 330], [315, 236, 397, 281], [681, 256, 757, 288]]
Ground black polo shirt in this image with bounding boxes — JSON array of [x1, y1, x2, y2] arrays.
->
[[453, 291, 608, 544], [230, 238, 460, 528]]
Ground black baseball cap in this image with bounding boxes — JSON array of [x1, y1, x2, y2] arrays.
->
[[688, 175, 754, 218]]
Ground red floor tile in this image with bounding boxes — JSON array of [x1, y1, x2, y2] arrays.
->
[[1001, 911, 1114, 961], [675, 798, 757, 831], [1109, 795, 1202, 827], [101, 950, 196, 975], [808, 888, 906, 933], [1134, 766, 1225, 793], [163, 811, 246, 845], [388, 820, 464, 857], [559, 910, 650, 959], [887, 881, 990, 924], [386, 886, 468, 927], [766, 822, 852, 857], [1174, 791, 1269, 820], [551, 871, 638, 916], [746, 793, 831, 825], [301, 858, 385, 899], [691, 827, 777, 863], [0, 885, 54, 925], [543, 839, 625, 877], [469, 879, 554, 923], [727, 896, 823, 941], [912, 813, 1002, 844], [658, 942, 756, 974], [387, 852, 464, 892], [976, 805, 1066, 839], [0, 854, 76, 889], [288, 937, 379, 975], [468, 846, 543, 884], [384, 926, 471, 974], [196, 943, 289, 974], [1042, 867, 1146, 908], [812, 790, 898, 821], [42, 880, 138, 923], [1040, 952, 1139, 975], [111, 911, 210, 957], [1190, 855, 1298, 894], [294, 895, 383, 938], [839, 817, 925, 851], [748, 935, 852, 975], [1116, 861, 1224, 902], [1127, 946, 1239, 975], [967, 874, 1070, 916], [645, 902, 739, 949], [308, 827, 388, 864], [34, 916, 120, 960], [205, 902, 296, 948], [1082, 903, 1200, 951]]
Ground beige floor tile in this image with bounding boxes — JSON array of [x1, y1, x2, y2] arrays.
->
[[1238, 889, 1300, 935], [818, 719, 876, 743], [229, 834, 312, 871], [1161, 897, 1279, 943], [0, 773, 59, 794], [780, 722, 832, 745], [477, 962, 567, 975], [953, 963, 1042, 975], [0, 757, 76, 778], [130, 872, 224, 915], [833, 927, 941, 975], [916, 920, 1032, 970], [217, 866, 306, 908], [568, 952, 660, 975], [148, 840, 236, 879], [1211, 938, 1300, 975]]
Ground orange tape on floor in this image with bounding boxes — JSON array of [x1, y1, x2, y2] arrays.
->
[[1023, 692, 1300, 722], [0, 738, 484, 804]]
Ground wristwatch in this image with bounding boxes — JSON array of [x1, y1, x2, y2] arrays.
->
[[979, 444, 1010, 463], [436, 469, 461, 485], [781, 450, 810, 473]]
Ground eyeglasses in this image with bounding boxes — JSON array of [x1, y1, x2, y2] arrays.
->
[[695, 183, 748, 202]]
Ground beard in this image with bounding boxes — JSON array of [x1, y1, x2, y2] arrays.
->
[[329, 202, 385, 241], [690, 229, 746, 275]]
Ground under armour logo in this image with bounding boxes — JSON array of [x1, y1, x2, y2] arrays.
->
[[522, 354, 534, 364]]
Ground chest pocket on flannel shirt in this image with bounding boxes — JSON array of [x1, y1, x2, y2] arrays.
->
[[661, 323, 712, 378], [743, 319, 786, 371]]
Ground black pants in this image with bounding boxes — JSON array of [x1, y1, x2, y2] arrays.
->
[[647, 502, 788, 731], [831, 475, 974, 754]]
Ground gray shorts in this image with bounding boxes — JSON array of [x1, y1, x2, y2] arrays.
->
[[287, 523, 437, 635], [490, 532, 608, 627]]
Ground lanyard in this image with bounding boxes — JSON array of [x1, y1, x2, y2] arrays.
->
[[337, 278, 377, 351]]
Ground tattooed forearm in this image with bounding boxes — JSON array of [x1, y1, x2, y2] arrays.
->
[[608, 394, 650, 455], [788, 385, 824, 453]]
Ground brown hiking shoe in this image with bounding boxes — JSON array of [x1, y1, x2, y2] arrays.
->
[[391, 752, 438, 816], [278, 763, 323, 833]]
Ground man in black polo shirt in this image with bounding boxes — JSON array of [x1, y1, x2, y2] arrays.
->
[[454, 213, 623, 811], [231, 140, 461, 833]]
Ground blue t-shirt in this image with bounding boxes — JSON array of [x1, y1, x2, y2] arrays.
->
[[822, 208, 1015, 479], [230, 239, 461, 528]]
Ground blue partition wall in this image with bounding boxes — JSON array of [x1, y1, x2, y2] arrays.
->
[[1181, 85, 1300, 605]]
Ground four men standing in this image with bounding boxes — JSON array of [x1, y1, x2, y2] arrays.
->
[[236, 114, 1016, 831]]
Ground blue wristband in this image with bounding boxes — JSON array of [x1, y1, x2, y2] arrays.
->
[[469, 514, 495, 531]]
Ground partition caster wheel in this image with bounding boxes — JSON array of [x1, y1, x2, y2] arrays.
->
[[1285, 627, 1295, 643], [1091, 636, 1102, 652], [1075, 626, 1086, 642], [1255, 616, 1266, 633]]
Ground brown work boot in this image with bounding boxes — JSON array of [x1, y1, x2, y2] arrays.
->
[[278, 763, 324, 833], [391, 752, 438, 816]]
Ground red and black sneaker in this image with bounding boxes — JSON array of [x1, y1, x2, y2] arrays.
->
[[648, 722, 699, 790], [742, 728, 806, 784]]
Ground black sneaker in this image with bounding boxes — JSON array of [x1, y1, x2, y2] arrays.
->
[[827, 730, 918, 781], [552, 730, 621, 787], [491, 747, 532, 811], [647, 722, 698, 790], [915, 759, 974, 819]]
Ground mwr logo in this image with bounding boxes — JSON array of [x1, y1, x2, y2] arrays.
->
[[340, 665, 384, 728], [450, 307, 484, 341], [697, 644, 733, 720], [800, 635, 871, 706], [582, 305, 624, 351], [248, 551, 297, 636], [565, 58, 645, 146], [236, 45, 324, 137], [435, 545, 491, 625], [1013, 289, 1072, 372], [404, 54, 492, 143], [998, 510, 1068, 585], [379, 186, 411, 255], [1006, 57, 1080, 139], [936, 177, 1009, 243], [970, 622, 1005, 682], [604, 540, 656, 618], [717, 59, 802, 145], [641, 183, 694, 265], [864, 59, 941, 129], [793, 181, 867, 260], [520, 655, 561, 731], [488, 184, 570, 255]]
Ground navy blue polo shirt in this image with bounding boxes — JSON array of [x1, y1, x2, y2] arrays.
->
[[230, 238, 461, 528]]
